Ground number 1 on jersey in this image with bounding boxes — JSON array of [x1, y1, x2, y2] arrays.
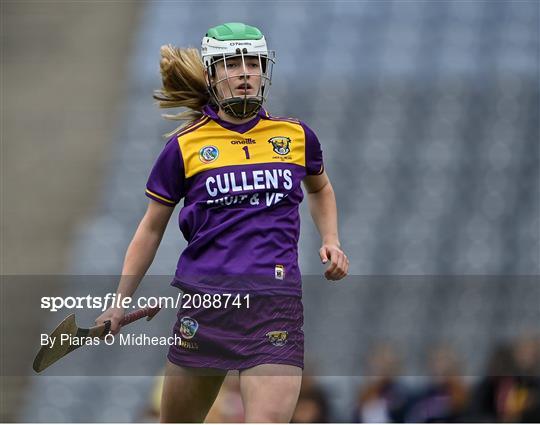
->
[[242, 146, 251, 159]]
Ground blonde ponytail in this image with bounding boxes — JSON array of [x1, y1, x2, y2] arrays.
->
[[153, 45, 210, 137]]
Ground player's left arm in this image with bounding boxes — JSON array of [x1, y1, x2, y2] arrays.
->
[[303, 171, 349, 281]]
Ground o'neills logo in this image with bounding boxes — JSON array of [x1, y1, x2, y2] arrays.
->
[[231, 138, 256, 145], [179, 339, 199, 350]]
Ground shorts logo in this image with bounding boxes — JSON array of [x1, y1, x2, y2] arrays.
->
[[179, 317, 198, 340], [199, 145, 219, 163], [275, 265, 285, 280], [268, 137, 291, 155], [266, 330, 288, 347]]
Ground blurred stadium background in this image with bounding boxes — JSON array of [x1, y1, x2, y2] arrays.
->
[[1, 0, 538, 422]]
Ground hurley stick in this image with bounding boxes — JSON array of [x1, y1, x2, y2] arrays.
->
[[33, 306, 161, 373]]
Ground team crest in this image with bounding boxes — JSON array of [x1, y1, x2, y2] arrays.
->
[[268, 137, 291, 155], [199, 145, 219, 163], [179, 317, 199, 340], [266, 330, 288, 347]]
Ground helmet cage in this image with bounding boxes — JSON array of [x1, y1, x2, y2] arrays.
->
[[204, 50, 275, 119]]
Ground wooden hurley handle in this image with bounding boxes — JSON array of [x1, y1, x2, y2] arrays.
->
[[120, 306, 161, 326], [100, 306, 161, 337]]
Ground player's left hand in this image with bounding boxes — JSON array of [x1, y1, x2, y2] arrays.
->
[[319, 244, 349, 281]]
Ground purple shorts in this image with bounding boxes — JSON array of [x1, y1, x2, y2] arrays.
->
[[167, 285, 304, 371]]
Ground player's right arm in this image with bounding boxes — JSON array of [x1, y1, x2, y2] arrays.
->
[[95, 199, 174, 333]]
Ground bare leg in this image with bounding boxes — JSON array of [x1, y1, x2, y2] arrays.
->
[[240, 364, 302, 422], [160, 360, 227, 423]]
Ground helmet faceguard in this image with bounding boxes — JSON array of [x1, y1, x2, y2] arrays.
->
[[201, 23, 275, 119]]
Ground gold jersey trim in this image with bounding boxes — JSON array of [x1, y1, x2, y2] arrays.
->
[[145, 189, 176, 205]]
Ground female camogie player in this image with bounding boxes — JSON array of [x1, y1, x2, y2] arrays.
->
[[96, 22, 348, 422]]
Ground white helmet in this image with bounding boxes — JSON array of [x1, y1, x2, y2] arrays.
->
[[201, 23, 275, 119]]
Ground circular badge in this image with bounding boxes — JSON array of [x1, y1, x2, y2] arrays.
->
[[179, 317, 198, 340], [199, 145, 219, 163]]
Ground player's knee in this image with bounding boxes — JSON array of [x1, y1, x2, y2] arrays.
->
[[246, 413, 291, 423], [245, 405, 294, 423]]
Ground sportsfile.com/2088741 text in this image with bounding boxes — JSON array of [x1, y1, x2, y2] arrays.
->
[[40, 292, 251, 312]]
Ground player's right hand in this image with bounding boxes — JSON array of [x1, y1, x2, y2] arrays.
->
[[320, 243, 349, 281], [95, 307, 125, 335]]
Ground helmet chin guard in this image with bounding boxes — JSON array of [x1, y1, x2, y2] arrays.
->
[[220, 95, 264, 119], [201, 23, 275, 119]]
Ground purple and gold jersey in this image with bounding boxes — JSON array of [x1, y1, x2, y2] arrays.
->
[[145, 105, 324, 297]]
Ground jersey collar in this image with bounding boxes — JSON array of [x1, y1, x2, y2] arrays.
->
[[202, 104, 267, 134]]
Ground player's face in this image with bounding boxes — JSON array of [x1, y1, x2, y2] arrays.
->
[[212, 55, 262, 100]]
